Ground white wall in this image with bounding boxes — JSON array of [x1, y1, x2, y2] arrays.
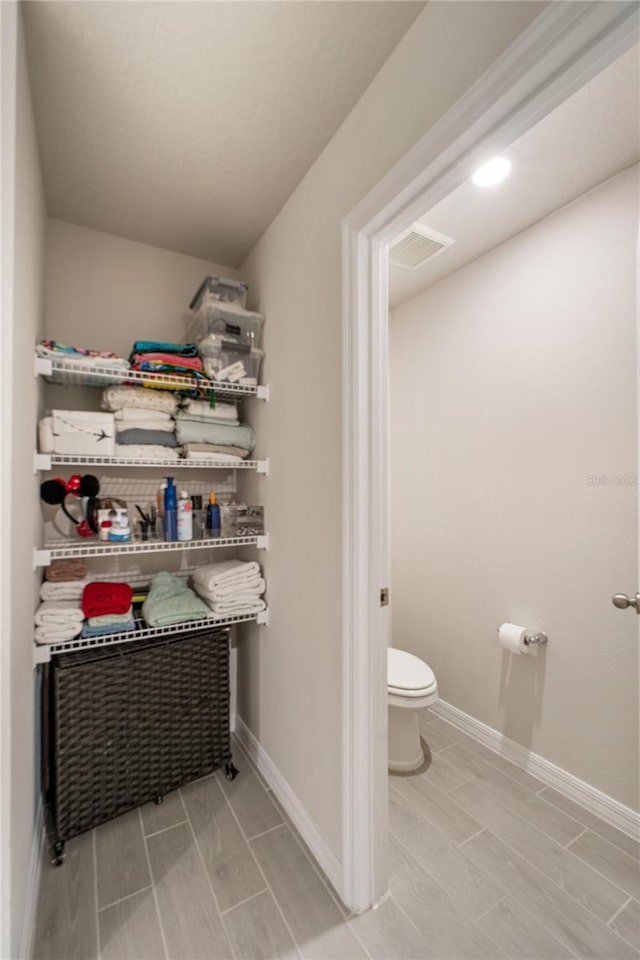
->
[[45, 219, 237, 356], [237, 0, 546, 858], [1, 6, 47, 956], [390, 166, 639, 809]]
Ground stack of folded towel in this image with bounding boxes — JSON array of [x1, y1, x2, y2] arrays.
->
[[46, 558, 88, 581], [81, 581, 136, 638], [175, 401, 256, 460], [192, 560, 266, 615], [142, 572, 209, 627], [101, 385, 180, 459], [129, 341, 205, 379], [34, 601, 84, 645]]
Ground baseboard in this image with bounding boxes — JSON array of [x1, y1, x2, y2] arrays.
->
[[234, 715, 344, 899], [19, 798, 44, 960], [431, 699, 640, 841]]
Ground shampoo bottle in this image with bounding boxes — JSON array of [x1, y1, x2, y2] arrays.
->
[[206, 492, 221, 538], [164, 477, 178, 542], [177, 490, 193, 541]]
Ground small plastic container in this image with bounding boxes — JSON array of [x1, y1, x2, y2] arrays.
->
[[185, 302, 264, 350], [202, 346, 264, 385], [189, 276, 249, 311]]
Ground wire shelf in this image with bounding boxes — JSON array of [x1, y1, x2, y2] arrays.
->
[[33, 608, 269, 663], [35, 452, 269, 474], [34, 534, 268, 566], [35, 355, 269, 401]]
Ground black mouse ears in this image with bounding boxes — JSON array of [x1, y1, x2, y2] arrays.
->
[[40, 475, 101, 528]]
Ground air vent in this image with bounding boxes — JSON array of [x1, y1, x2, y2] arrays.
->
[[389, 225, 454, 270]]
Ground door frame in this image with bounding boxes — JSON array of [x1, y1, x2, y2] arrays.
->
[[341, 0, 639, 911]]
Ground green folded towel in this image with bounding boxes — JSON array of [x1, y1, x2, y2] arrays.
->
[[142, 572, 209, 627]]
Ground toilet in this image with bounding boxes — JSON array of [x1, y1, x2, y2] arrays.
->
[[387, 647, 438, 772]]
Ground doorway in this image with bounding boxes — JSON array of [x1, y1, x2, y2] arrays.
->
[[341, 0, 640, 911]]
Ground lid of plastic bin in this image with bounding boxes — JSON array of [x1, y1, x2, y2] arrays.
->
[[189, 275, 249, 311]]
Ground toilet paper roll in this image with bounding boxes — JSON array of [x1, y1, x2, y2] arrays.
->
[[498, 622, 530, 655]]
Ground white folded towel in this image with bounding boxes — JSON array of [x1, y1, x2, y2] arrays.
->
[[182, 450, 243, 463], [116, 419, 175, 434], [40, 579, 91, 602], [115, 408, 173, 423], [192, 560, 261, 594], [35, 624, 82, 645], [34, 601, 84, 626], [195, 577, 265, 602], [203, 597, 267, 616]]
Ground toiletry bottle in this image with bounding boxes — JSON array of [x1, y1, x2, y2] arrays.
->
[[164, 477, 178, 542], [191, 495, 205, 540], [177, 490, 193, 541], [206, 492, 221, 538], [157, 480, 167, 539]]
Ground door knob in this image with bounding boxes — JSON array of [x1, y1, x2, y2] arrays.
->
[[611, 593, 640, 613]]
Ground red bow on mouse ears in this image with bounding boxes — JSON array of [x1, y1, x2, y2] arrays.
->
[[39, 475, 101, 536]]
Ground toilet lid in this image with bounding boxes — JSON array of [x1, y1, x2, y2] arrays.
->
[[388, 647, 436, 694]]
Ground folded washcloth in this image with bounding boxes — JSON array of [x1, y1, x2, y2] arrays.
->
[[80, 617, 137, 639], [35, 624, 82, 645], [142, 572, 209, 627], [45, 558, 89, 582], [34, 601, 85, 627], [116, 419, 175, 433], [192, 560, 261, 594], [116, 444, 181, 460], [130, 341, 199, 359], [116, 429, 178, 447], [101, 385, 178, 415], [87, 606, 134, 627], [115, 408, 173, 423], [181, 443, 247, 461], [82, 582, 134, 618], [174, 417, 255, 453], [179, 400, 239, 424], [40, 579, 91, 602]]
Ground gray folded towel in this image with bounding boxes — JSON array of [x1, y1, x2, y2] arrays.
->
[[116, 429, 178, 447]]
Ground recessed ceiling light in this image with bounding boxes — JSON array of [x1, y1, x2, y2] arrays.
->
[[471, 156, 512, 187]]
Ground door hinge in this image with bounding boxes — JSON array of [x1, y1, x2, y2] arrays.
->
[[380, 587, 389, 607]]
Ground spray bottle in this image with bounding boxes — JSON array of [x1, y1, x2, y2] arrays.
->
[[206, 492, 221, 538]]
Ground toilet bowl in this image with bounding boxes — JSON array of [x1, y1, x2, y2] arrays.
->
[[388, 647, 438, 772]]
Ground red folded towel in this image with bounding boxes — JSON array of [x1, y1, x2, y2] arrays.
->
[[82, 582, 133, 618]]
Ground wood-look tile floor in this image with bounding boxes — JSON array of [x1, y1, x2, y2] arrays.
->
[[34, 714, 640, 960]]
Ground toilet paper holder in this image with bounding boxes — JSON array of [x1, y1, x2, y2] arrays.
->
[[523, 631, 548, 646]]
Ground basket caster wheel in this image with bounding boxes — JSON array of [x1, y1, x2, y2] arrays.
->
[[225, 761, 239, 781], [154, 795, 164, 805], [51, 841, 65, 867]]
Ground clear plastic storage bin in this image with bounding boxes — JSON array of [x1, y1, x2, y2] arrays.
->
[[189, 276, 249, 311], [185, 302, 264, 350], [200, 338, 264, 386]]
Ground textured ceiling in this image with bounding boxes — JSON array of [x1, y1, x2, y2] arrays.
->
[[389, 44, 640, 307], [24, 0, 424, 266]]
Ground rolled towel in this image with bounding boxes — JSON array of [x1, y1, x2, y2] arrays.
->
[[40, 579, 91, 602], [101, 385, 178, 415], [174, 416, 255, 453], [142, 572, 209, 627], [34, 601, 84, 627], [82, 582, 133, 618], [192, 560, 261, 594], [45, 558, 88, 582], [35, 624, 82, 645], [181, 400, 238, 422], [87, 606, 134, 627]]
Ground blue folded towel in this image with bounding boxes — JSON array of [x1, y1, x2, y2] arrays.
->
[[130, 341, 199, 359], [80, 617, 137, 639]]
